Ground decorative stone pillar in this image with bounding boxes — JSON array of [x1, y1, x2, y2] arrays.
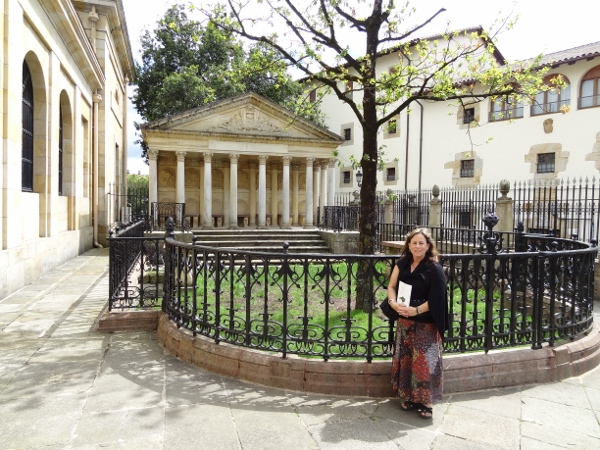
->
[[428, 185, 442, 228], [496, 180, 514, 233], [320, 161, 328, 222], [229, 154, 239, 229], [249, 162, 257, 226], [148, 149, 158, 225], [281, 157, 292, 228], [327, 158, 336, 208], [258, 156, 268, 228], [203, 153, 213, 228], [292, 162, 300, 226], [270, 163, 278, 226], [305, 158, 314, 228]]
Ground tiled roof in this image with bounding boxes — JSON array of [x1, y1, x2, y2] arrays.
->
[[530, 41, 600, 67]]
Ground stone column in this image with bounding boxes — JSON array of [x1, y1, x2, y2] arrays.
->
[[199, 161, 204, 221], [305, 158, 314, 228], [314, 162, 321, 224], [229, 154, 239, 229], [148, 149, 158, 225], [281, 157, 292, 229], [270, 163, 278, 226], [223, 163, 230, 228], [249, 161, 257, 226], [320, 161, 328, 222], [203, 152, 213, 228], [327, 158, 336, 208], [176, 151, 186, 226], [292, 162, 300, 226], [258, 156, 268, 228]]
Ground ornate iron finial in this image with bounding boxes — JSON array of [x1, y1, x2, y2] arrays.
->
[[482, 212, 499, 231], [282, 242, 290, 254], [478, 212, 503, 254], [165, 216, 175, 239], [516, 221, 524, 233]]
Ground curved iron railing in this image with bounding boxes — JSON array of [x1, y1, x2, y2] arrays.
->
[[161, 225, 596, 360]]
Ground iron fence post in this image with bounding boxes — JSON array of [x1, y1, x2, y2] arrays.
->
[[532, 251, 546, 350], [162, 217, 175, 314], [480, 213, 500, 353]]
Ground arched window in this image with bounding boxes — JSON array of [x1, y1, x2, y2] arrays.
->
[[59, 104, 63, 195], [489, 86, 524, 122], [22, 61, 34, 192], [580, 65, 600, 109], [531, 74, 571, 116]]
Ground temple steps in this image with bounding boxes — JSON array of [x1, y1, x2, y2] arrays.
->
[[190, 228, 330, 254]]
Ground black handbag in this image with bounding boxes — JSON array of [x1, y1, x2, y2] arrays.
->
[[379, 298, 400, 321]]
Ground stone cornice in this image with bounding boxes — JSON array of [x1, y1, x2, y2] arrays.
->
[[37, 0, 105, 89], [144, 128, 342, 149], [71, 0, 135, 81]]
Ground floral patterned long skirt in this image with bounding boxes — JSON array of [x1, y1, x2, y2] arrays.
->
[[391, 318, 443, 405]]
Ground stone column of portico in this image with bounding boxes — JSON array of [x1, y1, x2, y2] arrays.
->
[[223, 164, 230, 228], [281, 157, 292, 229], [327, 158, 336, 208], [257, 156, 268, 228], [304, 158, 314, 228], [229, 154, 239, 229], [249, 162, 257, 226], [176, 152, 186, 226], [202, 152, 213, 228], [320, 161, 328, 223], [270, 163, 278, 226], [199, 162, 204, 220], [148, 149, 158, 226], [292, 162, 300, 226], [314, 162, 321, 225]]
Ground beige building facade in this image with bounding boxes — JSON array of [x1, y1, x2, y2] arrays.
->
[[0, 0, 134, 299], [142, 93, 343, 229]]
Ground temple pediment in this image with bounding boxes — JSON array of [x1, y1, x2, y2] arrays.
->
[[142, 92, 342, 144]]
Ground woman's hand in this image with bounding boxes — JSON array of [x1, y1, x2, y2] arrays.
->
[[395, 302, 416, 318]]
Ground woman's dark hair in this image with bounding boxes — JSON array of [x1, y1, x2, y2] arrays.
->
[[400, 227, 440, 263]]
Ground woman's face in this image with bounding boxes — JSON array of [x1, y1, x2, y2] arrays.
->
[[409, 233, 430, 260]]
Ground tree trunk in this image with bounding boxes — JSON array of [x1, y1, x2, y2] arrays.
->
[[355, 84, 379, 311]]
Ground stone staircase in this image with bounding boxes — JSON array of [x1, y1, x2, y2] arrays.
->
[[191, 228, 330, 254]]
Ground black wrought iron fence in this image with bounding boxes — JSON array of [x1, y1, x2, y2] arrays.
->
[[330, 178, 600, 245], [161, 224, 596, 360], [108, 220, 164, 311], [376, 223, 521, 254]]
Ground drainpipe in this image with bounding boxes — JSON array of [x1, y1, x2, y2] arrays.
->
[[93, 92, 103, 248], [404, 111, 410, 190], [416, 100, 424, 194], [89, 7, 102, 247]]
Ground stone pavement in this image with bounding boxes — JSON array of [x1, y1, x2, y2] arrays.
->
[[0, 248, 599, 450]]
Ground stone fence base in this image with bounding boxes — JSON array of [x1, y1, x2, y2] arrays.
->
[[156, 313, 600, 396]]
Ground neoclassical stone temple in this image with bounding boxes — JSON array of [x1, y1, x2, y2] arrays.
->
[[142, 93, 343, 229]]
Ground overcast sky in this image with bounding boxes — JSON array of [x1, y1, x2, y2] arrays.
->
[[122, 0, 600, 175]]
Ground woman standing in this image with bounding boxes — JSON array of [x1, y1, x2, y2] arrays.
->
[[386, 228, 448, 419]]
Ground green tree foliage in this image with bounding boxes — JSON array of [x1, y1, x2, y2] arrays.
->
[[126, 173, 149, 192], [132, 4, 324, 161], [203, 0, 550, 309]]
